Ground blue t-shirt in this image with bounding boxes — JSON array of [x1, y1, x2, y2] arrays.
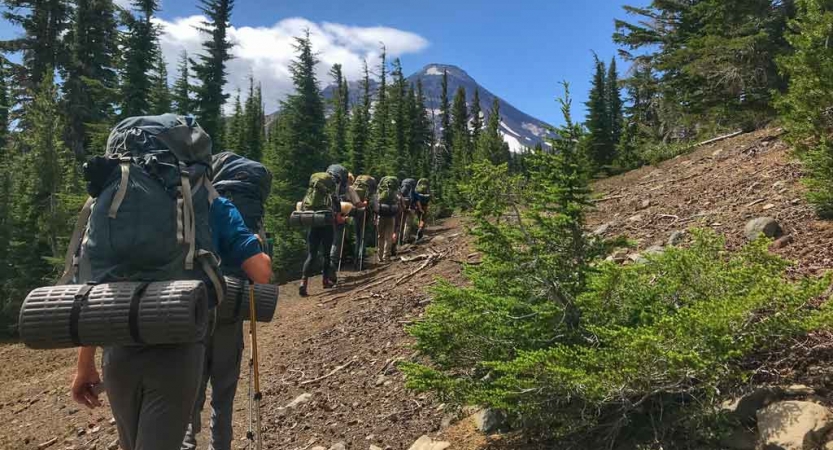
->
[[210, 197, 263, 269]]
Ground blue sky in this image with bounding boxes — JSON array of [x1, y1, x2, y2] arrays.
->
[[157, 0, 648, 126], [1, 0, 649, 126]]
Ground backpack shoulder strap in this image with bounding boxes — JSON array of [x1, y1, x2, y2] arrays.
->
[[108, 158, 132, 219], [58, 197, 95, 285]]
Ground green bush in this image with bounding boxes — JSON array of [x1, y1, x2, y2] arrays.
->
[[402, 86, 833, 448]]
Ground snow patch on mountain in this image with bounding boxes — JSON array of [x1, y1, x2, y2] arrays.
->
[[502, 133, 525, 153], [425, 66, 444, 76]]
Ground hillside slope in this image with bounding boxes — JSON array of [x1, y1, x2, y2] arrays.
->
[[1, 128, 832, 450]]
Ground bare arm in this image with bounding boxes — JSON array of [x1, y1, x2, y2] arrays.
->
[[242, 252, 272, 284], [71, 347, 101, 408]]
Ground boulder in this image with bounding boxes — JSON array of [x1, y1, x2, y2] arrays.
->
[[593, 223, 612, 236], [472, 408, 507, 433], [408, 435, 450, 450], [745, 217, 783, 242], [668, 231, 686, 247], [722, 387, 785, 423], [757, 401, 833, 450]]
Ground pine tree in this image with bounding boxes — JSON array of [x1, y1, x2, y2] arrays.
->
[[120, 0, 160, 117], [450, 86, 471, 182], [326, 64, 349, 164], [0, 0, 70, 96], [606, 57, 623, 153], [414, 79, 433, 176], [242, 75, 264, 161], [0, 59, 9, 152], [477, 99, 510, 166], [149, 49, 171, 114], [585, 56, 611, 170], [192, 0, 234, 147], [61, 0, 118, 158], [369, 46, 388, 176], [349, 60, 371, 175], [388, 58, 407, 177], [227, 89, 244, 153], [171, 50, 193, 115], [470, 88, 483, 148], [439, 68, 452, 160]]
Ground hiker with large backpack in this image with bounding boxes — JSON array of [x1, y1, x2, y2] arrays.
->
[[297, 171, 343, 297], [352, 174, 377, 270], [398, 178, 418, 245], [327, 166, 366, 282], [373, 176, 401, 263], [67, 115, 272, 450], [181, 152, 273, 450], [407, 178, 432, 242]]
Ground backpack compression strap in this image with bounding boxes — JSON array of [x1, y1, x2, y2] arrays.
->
[[108, 159, 132, 219], [58, 197, 95, 285]]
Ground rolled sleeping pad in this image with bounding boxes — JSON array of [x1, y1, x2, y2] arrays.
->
[[375, 203, 400, 217], [19, 280, 209, 350], [217, 277, 279, 323], [289, 210, 334, 228]]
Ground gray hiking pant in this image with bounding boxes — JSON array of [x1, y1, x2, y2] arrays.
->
[[103, 343, 204, 450], [330, 223, 347, 272], [182, 319, 245, 450]]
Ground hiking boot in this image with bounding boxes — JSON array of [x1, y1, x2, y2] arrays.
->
[[416, 228, 425, 241], [323, 278, 335, 289], [299, 278, 309, 297]]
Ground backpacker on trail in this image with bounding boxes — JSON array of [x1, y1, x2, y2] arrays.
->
[[290, 172, 337, 228], [212, 151, 273, 268], [64, 114, 225, 305], [353, 175, 377, 203], [374, 176, 400, 217], [400, 178, 417, 208]]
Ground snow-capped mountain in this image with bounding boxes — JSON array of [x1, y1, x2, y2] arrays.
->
[[321, 64, 556, 152]]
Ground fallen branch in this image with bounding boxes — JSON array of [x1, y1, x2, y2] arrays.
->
[[593, 194, 625, 203], [693, 130, 744, 148], [300, 359, 356, 386], [400, 253, 431, 263], [322, 273, 398, 304], [395, 254, 442, 286], [37, 438, 57, 450], [745, 198, 766, 208]]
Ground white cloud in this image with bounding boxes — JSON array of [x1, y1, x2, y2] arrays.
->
[[154, 16, 429, 114], [112, 0, 134, 9]]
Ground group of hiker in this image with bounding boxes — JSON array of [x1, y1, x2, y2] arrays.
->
[[293, 166, 431, 297], [55, 113, 433, 450]]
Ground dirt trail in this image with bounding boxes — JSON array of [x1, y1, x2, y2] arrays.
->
[[0, 219, 470, 450], [2, 127, 832, 450]]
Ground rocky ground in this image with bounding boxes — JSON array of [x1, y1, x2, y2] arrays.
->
[[3, 128, 833, 450]]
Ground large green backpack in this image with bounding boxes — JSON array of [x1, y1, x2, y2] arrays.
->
[[378, 176, 400, 206], [353, 175, 377, 202], [61, 114, 225, 306], [416, 178, 431, 195], [302, 172, 336, 211]]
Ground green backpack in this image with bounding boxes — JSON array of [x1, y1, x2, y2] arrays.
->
[[416, 178, 431, 195], [302, 172, 336, 211], [353, 175, 377, 202], [378, 176, 400, 206]]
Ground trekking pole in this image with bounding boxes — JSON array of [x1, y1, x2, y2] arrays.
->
[[358, 209, 368, 271], [337, 225, 347, 279], [246, 284, 263, 450]]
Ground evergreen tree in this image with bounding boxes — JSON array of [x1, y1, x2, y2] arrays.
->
[[369, 46, 388, 176], [388, 58, 407, 177], [450, 86, 471, 182], [0, 59, 9, 152], [120, 0, 160, 117], [171, 50, 193, 115], [439, 68, 452, 169], [414, 78, 433, 176], [470, 88, 483, 149], [0, 0, 70, 97], [61, 0, 118, 158], [585, 56, 612, 170], [192, 0, 234, 147], [349, 59, 371, 175], [149, 49, 171, 114], [326, 63, 349, 164], [227, 89, 244, 153], [606, 57, 623, 152], [477, 99, 510, 166], [242, 75, 264, 161]]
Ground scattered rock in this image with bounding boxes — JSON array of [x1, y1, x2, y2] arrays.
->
[[285, 393, 313, 409], [628, 214, 643, 223], [628, 253, 647, 265], [432, 235, 448, 244], [106, 439, 119, 450], [473, 408, 507, 433], [328, 443, 347, 450], [792, 198, 801, 205], [744, 217, 783, 242], [375, 375, 386, 387], [668, 230, 686, 247], [770, 235, 794, 250], [719, 428, 757, 450], [408, 436, 450, 450], [640, 199, 651, 210], [644, 245, 665, 255], [763, 203, 776, 211], [757, 401, 833, 450], [593, 223, 612, 236], [311, 447, 327, 450], [440, 413, 456, 429], [370, 446, 383, 450]]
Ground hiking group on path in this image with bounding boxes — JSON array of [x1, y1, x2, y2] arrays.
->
[[13, 113, 432, 450], [294, 166, 431, 297]]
